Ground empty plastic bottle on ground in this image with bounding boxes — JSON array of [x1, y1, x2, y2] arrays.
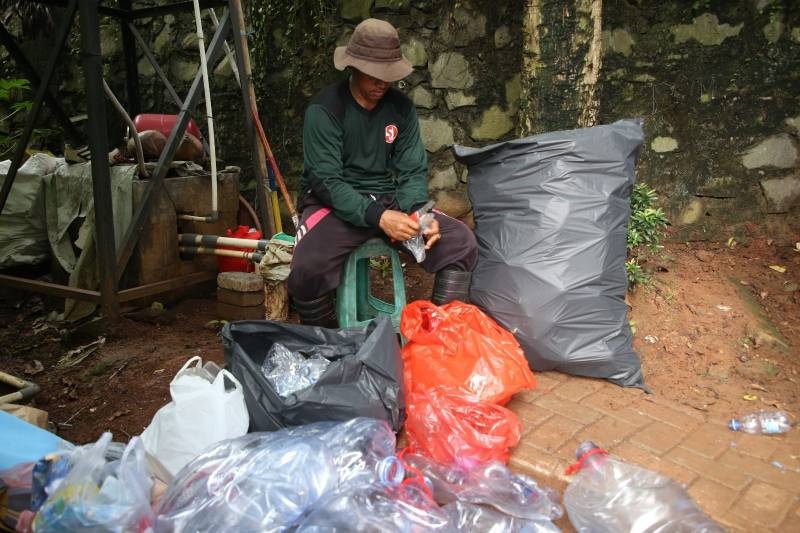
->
[[563, 441, 725, 533], [728, 410, 792, 435]]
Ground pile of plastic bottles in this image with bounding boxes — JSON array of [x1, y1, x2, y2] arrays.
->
[[260, 342, 331, 397]]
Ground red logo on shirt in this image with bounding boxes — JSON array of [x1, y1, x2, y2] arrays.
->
[[385, 124, 398, 144]]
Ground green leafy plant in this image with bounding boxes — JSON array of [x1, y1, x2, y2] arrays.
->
[[0, 77, 55, 158], [370, 256, 392, 279], [626, 183, 669, 288]]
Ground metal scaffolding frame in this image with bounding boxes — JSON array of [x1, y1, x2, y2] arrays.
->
[[0, 0, 275, 319]]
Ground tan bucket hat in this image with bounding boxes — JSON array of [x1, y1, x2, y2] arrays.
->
[[334, 18, 413, 83]]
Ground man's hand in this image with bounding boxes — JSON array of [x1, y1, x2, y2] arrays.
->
[[423, 217, 440, 250], [379, 210, 420, 241]]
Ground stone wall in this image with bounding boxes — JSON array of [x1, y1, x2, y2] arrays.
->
[[2, 0, 798, 239], [599, 1, 800, 240]]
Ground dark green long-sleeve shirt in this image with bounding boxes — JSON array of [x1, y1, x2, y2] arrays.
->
[[300, 79, 429, 227]]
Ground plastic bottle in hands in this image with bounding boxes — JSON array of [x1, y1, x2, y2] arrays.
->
[[728, 411, 792, 435], [403, 200, 435, 263], [564, 441, 724, 533]]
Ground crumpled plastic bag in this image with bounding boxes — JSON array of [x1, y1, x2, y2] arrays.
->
[[401, 300, 536, 405], [33, 433, 154, 533], [405, 387, 522, 468], [258, 235, 295, 282], [402, 201, 435, 263]]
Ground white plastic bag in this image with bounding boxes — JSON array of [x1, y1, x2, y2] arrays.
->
[[140, 356, 249, 476]]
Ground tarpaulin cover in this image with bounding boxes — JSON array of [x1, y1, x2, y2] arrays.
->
[[456, 119, 645, 388], [222, 316, 404, 431], [0, 154, 63, 268]]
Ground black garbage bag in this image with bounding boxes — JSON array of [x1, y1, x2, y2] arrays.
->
[[222, 316, 404, 431], [456, 119, 645, 388]]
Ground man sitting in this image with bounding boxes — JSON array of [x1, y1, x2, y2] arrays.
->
[[288, 18, 477, 327]]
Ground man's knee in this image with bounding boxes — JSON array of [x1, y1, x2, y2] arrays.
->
[[447, 220, 478, 271]]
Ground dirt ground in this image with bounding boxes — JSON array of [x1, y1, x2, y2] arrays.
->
[[1, 239, 798, 446]]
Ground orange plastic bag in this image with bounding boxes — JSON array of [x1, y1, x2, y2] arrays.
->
[[400, 300, 536, 405], [405, 387, 522, 468]]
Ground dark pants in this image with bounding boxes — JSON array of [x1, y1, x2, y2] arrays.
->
[[288, 194, 478, 301]]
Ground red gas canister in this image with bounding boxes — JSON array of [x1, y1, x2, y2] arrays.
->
[[133, 114, 202, 140], [218, 226, 263, 273]]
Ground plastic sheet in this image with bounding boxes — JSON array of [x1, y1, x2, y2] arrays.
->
[[223, 317, 404, 431], [401, 300, 536, 405], [33, 434, 155, 533], [457, 120, 645, 387], [155, 418, 396, 532], [564, 442, 724, 532], [261, 342, 331, 397], [405, 388, 522, 469]]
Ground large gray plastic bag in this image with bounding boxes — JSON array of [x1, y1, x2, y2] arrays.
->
[[456, 119, 645, 388]]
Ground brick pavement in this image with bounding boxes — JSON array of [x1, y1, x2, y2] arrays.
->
[[509, 371, 800, 532]]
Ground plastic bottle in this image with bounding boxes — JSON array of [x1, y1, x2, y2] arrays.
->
[[728, 411, 792, 435], [563, 441, 725, 533]]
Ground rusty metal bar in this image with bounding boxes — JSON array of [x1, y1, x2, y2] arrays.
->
[[79, 0, 119, 320], [0, 275, 101, 303]]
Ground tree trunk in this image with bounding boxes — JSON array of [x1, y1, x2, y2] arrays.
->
[[518, 0, 604, 136]]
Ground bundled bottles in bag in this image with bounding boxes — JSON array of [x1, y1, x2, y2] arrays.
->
[[563, 441, 724, 533], [155, 418, 396, 532], [33, 434, 155, 533], [261, 342, 330, 397], [402, 454, 563, 532], [728, 410, 792, 435]]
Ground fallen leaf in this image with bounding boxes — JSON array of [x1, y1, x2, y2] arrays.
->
[[769, 265, 786, 273], [743, 394, 758, 401], [766, 238, 773, 246], [749, 383, 768, 392], [716, 304, 732, 311], [23, 359, 44, 376]]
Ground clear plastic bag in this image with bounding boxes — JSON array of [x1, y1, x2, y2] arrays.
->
[[33, 433, 155, 533], [402, 201, 435, 263], [155, 418, 396, 532], [296, 480, 450, 532], [261, 342, 330, 397], [563, 441, 724, 533]]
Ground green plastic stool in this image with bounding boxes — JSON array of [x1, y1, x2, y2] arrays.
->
[[336, 238, 406, 331]]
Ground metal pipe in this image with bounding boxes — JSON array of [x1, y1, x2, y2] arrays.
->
[[179, 245, 263, 263], [178, 0, 219, 224], [102, 79, 148, 177], [178, 233, 268, 250], [0, 371, 41, 405]]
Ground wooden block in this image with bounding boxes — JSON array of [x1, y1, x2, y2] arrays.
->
[[217, 271, 263, 292], [217, 287, 264, 306]]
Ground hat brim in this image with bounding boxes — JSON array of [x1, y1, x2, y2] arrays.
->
[[334, 46, 413, 83]]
